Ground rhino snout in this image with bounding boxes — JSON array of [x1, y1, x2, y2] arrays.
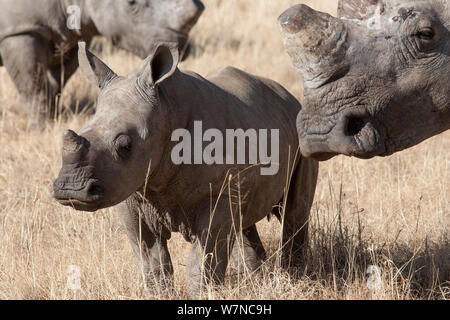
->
[[170, 0, 205, 36], [184, 0, 205, 31], [53, 177, 105, 211], [299, 110, 386, 160]]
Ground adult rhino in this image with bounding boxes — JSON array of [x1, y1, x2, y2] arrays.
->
[[0, 0, 204, 128], [52, 42, 318, 296], [278, 0, 449, 160]]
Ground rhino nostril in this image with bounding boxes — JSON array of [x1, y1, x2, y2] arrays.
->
[[87, 183, 104, 198], [193, 0, 205, 11], [53, 180, 63, 191], [346, 117, 367, 136]]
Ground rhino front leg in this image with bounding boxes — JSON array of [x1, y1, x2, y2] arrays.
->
[[186, 201, 236, 297], [48, 45, 81, 107], [117, 196, 173, 289], [0, 34, 61, 128], [231, 224, 266, 274], [281, 157, 318, 271]]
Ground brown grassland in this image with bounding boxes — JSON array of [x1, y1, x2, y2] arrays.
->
[[0, 0, 448, 300]]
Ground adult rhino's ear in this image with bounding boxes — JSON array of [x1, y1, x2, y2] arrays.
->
[[78, 42, 118, 89], [338, 0, 383, 20], [143, 42, 180, 87]]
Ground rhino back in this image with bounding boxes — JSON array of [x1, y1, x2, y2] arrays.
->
[[169, 67, 301, 157], [206, 66, 301, 123], [168, 66, 302, 140], [155, 67, 302, 228]]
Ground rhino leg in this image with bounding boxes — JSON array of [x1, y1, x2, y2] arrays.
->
[[231, 224, 266, 274], [117, 195, 174, 289], [186, 200, 236, 297], [280, 157, 318, 271], [0, 34, 61, 128], [48, 45, 80, 99], [45, 46, 82, 118]]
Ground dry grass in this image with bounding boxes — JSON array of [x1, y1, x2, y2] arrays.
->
[[0, 0, 448, 300]]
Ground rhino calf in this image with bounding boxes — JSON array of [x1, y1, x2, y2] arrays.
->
[[279, 0, 449, 160], [0, 0, 204, 128], [53, 42, 318, 296]]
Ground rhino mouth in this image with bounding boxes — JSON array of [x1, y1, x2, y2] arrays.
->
[[57, 199, 102, 212], [164, 29, 191, 58], [110, 30, 190, 60], [53, 178, 105, 212]]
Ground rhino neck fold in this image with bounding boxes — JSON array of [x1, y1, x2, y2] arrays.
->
[[157, 69, 195, 132], [141, 69, 203, 194]]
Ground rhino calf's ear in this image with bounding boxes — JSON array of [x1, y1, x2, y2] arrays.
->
[[146, 43, 180, 86], [78, 42, 118, 89]]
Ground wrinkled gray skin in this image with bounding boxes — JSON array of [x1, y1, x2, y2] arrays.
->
[[279, 0, 449, 160], [0, 0, 204, 128], [52, 42, 318, 296]]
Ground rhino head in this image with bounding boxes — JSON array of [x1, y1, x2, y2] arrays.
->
[[53, 42, 179, 211], [88, 0, 204, 59], [279, 0, 450, 160]]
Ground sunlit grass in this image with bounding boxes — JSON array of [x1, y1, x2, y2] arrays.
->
[[0, 0, 448, 299]]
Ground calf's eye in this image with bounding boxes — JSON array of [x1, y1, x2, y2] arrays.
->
[[114, 134, 132, 159], [416, 27, 435, 40]]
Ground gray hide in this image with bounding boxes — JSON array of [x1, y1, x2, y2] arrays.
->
[[0, 0, 204, 128], [53, 42, 318, 296], [279, 0, 449, 160]]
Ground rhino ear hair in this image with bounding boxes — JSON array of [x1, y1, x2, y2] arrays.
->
[[78, 42, 118, 89], [145, 42, 180, 87], [338, 0, 383, 20]]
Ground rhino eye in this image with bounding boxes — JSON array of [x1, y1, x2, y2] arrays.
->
[[127, 0, 137, 5], [114, 134, 132, 159], [416, 28, 435, 40]]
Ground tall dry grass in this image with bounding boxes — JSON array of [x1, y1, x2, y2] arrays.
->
[[0, 0, 448, 300]]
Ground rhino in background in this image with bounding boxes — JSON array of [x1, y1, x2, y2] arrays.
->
[[278, 0, 449, 160], [0, 0, 204, 128], [52, 42, 318, 296]]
